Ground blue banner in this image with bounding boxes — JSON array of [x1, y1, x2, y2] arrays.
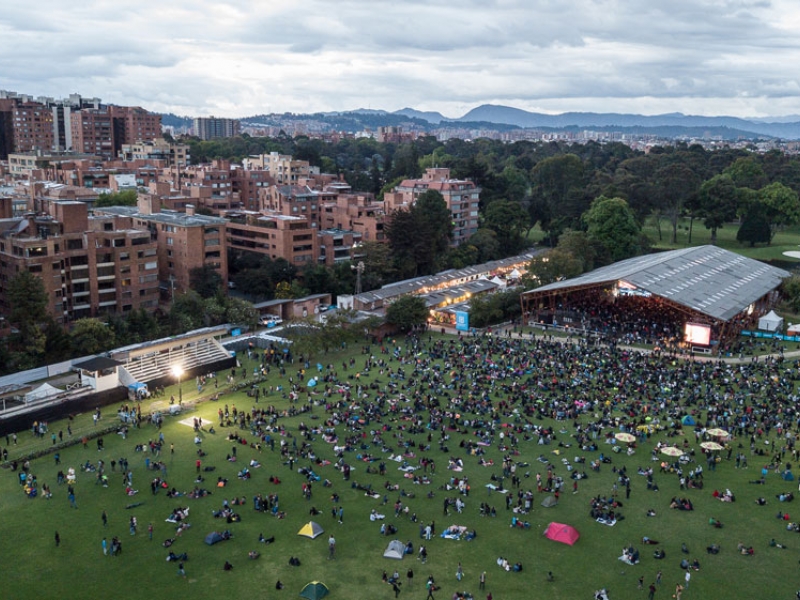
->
[[455, 311, 469, 331]]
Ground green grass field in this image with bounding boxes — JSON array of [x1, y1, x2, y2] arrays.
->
[[2, 335, 799, 600]]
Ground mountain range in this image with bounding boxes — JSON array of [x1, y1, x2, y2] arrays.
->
[[162, 105, 800, 140], [393, 105, 800, 139]]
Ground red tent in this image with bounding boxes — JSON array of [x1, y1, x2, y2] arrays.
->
[[544, 522, 580, 546]]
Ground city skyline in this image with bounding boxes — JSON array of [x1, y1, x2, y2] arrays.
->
[[1, 0, 799, 120]]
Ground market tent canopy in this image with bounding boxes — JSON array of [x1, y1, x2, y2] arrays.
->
[[758, 310, 783, 332], [24, 383, 62, 403], [383, 539, 405, 560], [299, 581, 329, 600], [298, 521, 324, 539], [544, 522, 580, 545]]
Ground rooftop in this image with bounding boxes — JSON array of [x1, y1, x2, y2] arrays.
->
[[522, 245, 790, 322]]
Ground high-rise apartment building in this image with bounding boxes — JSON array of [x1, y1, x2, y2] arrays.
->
[[193, 117, 241, 140]]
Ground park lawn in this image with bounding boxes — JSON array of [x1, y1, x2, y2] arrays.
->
[[643, 217, 800, 264], [528, 218, 800, 264], [2, 336, 799, 600]]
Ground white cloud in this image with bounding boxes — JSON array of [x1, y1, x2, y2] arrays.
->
[[0, 0, 798, 118]]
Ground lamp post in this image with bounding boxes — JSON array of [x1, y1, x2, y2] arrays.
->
[[352, 261, 365, 295], [172, 365, 184, 404]]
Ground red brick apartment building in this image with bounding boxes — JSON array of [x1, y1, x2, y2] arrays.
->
[[95, 201, 228, 298], [384, 167, 481, 245], [0, 199, 159, 324]]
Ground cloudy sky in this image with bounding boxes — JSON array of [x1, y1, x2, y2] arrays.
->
[[1, 0, 799, 119]]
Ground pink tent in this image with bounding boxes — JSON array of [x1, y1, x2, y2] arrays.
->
[[544, 522, 580, 546]]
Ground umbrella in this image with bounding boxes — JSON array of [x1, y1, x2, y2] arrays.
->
[[701, 441, 723, 451], [660, 446, 684, 457], [706, 428, 729, 438], [615, 432, 636, 443]]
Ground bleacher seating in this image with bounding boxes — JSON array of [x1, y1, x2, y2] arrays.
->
[[120, 337, 231, 385]]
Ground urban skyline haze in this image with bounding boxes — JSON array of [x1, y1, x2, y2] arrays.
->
[[1, 0, 799, 120]]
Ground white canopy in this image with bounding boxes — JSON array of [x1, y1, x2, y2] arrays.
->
[[24, 383, 62, 403], [758, 310, 783, 332]]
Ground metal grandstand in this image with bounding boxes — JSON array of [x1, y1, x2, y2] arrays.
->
[[520, 245, 790, 343]]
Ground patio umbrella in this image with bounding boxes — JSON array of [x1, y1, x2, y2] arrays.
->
[[701, 441, 723, 451], [706, 428, 729, 438], [615, 432, 636, 443], [660, 446, 684, 457]]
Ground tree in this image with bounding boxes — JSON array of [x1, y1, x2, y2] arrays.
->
[[759, 182, 800, 240], [556, 230, 596, 272], [70, 318, 117, 355], [654, 163, 700, 244], [737, 205, 772, 247], [530, 154, 586, 244], [224, 296, 259, 328], [168, 291, 207, 333], [781, 275, 800, 315], [583, 196, 642, 264], [385, 190, 452, 277], [385, 295, 428, 332], [698, 174, 738, 245], [414, 190, 453, 271], [95, 189, 138, 207], [523, 248, 583, 289], [6, 271, 49, 367], [724, 156, 767, 190], [482, 199, 530, 255], [9, 269, 47, 321], [189, 265, 223, 299]]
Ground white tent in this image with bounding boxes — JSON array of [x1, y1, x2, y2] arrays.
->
[[509, 268, 522, 280], [788, 323, 800, 335], [758, 310, 783, 332], [24, 383, 62, 403], [383, 540, 406, 560], [490, 276, 507, 289]]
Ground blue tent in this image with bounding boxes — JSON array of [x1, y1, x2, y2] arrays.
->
[[681, 415, 696, 426]]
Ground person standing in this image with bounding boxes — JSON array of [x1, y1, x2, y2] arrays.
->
[[178, 562, 186, 578], [391, 581, 401, 598], [101, 510, 108, 527], [148, 522, 154, 541], [479, 571, 486, 590], [68, 490, 77, 509], [426, 576, 435, 600], [684, 570, 691, 588], [54, 531, 60, 547], [328, 534, 336, 559], [407, 568, 414, 587], [456, 563, 464, 582], [656, 570, 662, 585], [102, 537, 108, 556], [648, 582, 656, 600], [675, 583, 684, 600]]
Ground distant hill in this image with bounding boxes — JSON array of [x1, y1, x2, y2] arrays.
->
[[456, 104, 800, 139], [158, 105, 800, 140], [161, 113, 193, 129], [394, 108, 447, 124]]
